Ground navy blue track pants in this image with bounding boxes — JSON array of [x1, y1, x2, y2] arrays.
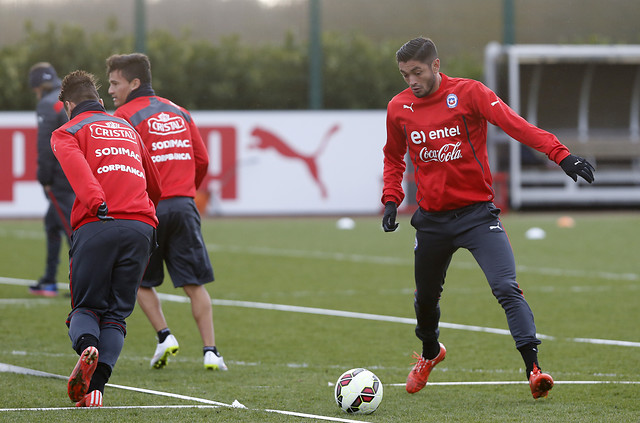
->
[[67, 219, 155, 368], [42, 188, 73, 281], [410, 202, 540, 350]]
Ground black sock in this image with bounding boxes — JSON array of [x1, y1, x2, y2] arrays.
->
[[157, 328, 171, 344], [518, 343, 540, 380], [88, 362, 112, 394], [422, 342, 441, 360], [203, 346, 220, 357], [74, 334, 99, 356]]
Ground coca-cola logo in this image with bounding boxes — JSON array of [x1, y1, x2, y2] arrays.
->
[[148, 112, 187, 135], [419, 142, 462, 163], [409, 126, 463, 163]]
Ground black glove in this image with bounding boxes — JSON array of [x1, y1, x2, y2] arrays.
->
[[382, 201, 399, 232], [560, 154, 595, 183], [97, 202, 114, 221]]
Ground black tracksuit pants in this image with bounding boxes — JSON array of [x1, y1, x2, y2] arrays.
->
[[410, 201, 541, 351], [66, 219, 155, 369]]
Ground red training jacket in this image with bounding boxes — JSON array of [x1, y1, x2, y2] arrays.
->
[[114, 96, 209, 200], [382, 73, 571, 212], [52, 108, 161, 230]]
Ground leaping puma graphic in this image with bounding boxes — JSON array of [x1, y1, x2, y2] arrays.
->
[[249, 124, 340, 198]]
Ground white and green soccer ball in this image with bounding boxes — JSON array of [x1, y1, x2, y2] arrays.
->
[[334, 368, 383, 414]]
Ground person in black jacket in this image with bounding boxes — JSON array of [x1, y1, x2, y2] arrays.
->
[[28, 62, 75, 297]]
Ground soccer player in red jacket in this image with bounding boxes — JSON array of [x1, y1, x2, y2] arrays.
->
[[106, 53, 227, 371], [52, 70, 162, 407], [382, 38, 595, 399]]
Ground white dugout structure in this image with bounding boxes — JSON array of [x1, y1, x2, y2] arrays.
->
[[484, 42, 640, 209]]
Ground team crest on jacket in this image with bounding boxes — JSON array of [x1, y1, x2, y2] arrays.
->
[[148, 112, 187, 135], [446, 93, 458, 108]]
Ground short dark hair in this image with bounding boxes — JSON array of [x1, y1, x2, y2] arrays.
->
[[396, 37, 438, 64], [59, 70, 100, 104], [106, 53, 152, 84]]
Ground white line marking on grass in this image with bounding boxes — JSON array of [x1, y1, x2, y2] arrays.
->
[[206, 244, 639, 282], [104, 382, 233, 406], [264, 408, 372, 422], [0, 276, 69, 291], [0, 362, 234, 407], [0, 228, 44, 239], [156, 293, 640, 349], [0, 362, 67, 380], [515, 264, 638, 282], [0, 405, 223, 412], [381, 380, 640, 387], [208, 244, 412, 266], [0, 298, 56, 305], [0, 362, 372, 423], [1, 277, 637, 349], [570, 338, 640, 348]]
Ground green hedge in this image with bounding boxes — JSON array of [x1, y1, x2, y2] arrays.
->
[[1, 20, 482, 111]]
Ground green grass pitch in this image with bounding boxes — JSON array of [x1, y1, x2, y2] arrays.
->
[[0, 211, 639, 422]]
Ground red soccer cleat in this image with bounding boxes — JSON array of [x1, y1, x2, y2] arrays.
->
[[529, 363, 554, 399], [67, 346, 99, 402], [75, 390, 103, 407], [406, 343, 446, 394]]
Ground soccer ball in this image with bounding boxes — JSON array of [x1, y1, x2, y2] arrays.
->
[[334, 368, 383, 414]]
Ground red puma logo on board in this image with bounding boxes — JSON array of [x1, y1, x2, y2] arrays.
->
[[249, 124, 339, 198]]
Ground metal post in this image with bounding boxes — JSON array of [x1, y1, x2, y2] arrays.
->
[[508, 49, 522, 209], [503, 0, 515, 45], [135, 0, 146, 53], [308, 0, 323, 109]]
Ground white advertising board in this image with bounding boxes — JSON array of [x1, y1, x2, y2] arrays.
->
[[0, 110, 389, 217]]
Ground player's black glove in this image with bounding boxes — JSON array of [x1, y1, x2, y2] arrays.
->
[[382, 201, 399, 232], [97, 202, 114, 221], [560, 154, 595, 183]]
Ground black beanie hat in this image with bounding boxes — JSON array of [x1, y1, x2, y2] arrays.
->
[[29, 63, 60, 89]]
